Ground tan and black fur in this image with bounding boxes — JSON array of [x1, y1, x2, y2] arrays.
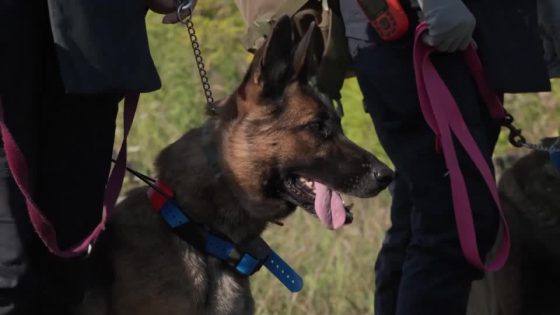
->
[[79, 17, 392, 315]]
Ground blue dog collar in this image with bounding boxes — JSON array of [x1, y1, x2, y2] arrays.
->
[[551, 150, 560, 169], [264, 250, 303, 292], [550, 138, 560, 169], [204, 234, 302, 292], [148, 181, 303, 293]]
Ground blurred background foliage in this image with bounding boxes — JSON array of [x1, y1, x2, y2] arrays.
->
[[114, 2, 560, 314]]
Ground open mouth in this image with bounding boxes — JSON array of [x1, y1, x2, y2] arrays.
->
[[280, 176, 353, 230]]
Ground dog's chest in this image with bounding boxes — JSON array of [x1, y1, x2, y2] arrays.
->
[[107, 197, 255, 314]]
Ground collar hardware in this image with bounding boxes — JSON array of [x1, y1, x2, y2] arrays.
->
[[147, 180, 303, 292]]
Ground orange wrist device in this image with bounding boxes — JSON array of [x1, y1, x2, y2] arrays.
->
[[356, 0, 409, 41]]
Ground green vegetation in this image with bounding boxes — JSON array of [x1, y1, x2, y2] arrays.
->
[[114, 3, 559, 314]]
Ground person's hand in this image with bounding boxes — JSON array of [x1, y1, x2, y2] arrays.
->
[[147, 0, 198, 24], [418, 0, 476, 52]]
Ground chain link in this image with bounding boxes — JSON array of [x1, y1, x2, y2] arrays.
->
[[501, 112, 560, 154], [177, 2, 216, 114], [519, 142, 560, 153]]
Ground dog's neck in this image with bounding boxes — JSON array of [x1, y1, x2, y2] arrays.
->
[[155, 122, 269, 244]]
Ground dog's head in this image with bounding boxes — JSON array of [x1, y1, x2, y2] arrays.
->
[[502, 138, 560, 211], [499, 137, 560, 255], [213, 17, 393, 229]]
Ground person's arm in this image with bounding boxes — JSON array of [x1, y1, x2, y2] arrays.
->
[[418, 0, 476, 52]]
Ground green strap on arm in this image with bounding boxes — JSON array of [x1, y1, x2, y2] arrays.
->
[[243, 0, 309, 50]]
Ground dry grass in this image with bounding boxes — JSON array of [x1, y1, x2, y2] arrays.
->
[[251, 194, 392, 315]]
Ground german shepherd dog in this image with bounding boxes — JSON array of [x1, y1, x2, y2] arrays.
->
[[79, 17, 393, 315], [468, 138, 560, 315]]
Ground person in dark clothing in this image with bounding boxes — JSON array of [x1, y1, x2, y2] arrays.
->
[[538, 0, 560, 78], [339, 0, 549, 314], [0, 0, 178, 314]]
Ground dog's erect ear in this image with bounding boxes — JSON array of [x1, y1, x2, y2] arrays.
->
[[258, 16, 294, 97], [292, 21, 323, 82]]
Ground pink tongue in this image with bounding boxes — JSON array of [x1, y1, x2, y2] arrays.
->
[[314, 182, 346, 230]]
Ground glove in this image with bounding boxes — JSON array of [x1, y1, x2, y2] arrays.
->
[[160, 0, 198, 24], [418, 0, 476, 52]]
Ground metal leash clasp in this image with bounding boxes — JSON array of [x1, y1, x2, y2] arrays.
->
[[502, 113, 526, 148], [177, 0, 196, 24], [501, 112, 560, 156]]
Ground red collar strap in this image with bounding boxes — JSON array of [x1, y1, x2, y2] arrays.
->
[[148, 179, 174, 212]]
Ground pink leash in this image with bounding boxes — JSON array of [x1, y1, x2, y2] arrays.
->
[[413, 22, 510, 271], [0, 93, 138, 258]]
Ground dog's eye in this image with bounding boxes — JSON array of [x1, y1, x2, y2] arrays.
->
[[307, 121, 321, 131], [306, 121, 331, 139]]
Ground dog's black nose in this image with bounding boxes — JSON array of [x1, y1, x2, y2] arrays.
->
[[374, 168, 395, 188]]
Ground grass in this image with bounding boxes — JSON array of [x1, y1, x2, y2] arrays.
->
[[251, 194, 391, 315]]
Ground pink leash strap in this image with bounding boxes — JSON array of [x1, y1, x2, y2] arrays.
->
[[413, 22, 510, 271], [0, 93, 138, 258]]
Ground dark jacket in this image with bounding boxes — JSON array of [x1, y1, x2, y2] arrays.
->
[[46, 0, 161, 93], [538, 0, 560, 78], [340, 0, 550, 93], [467, 0, 550, 92]]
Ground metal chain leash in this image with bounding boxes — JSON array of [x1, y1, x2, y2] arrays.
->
[[501, 112, 560, 153], [520, 141, 560, 153], [177, 1, 216, 114]]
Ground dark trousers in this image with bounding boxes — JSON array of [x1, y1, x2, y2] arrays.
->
[[349, 33, 501, 315], [0, 2, 120, 314]]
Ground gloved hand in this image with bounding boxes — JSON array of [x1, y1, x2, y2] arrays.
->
[[418, 0, 476, 52], [150, 0, 198, 24]]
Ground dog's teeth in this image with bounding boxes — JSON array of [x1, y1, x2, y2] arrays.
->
[[298, 177, 314, 189]]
